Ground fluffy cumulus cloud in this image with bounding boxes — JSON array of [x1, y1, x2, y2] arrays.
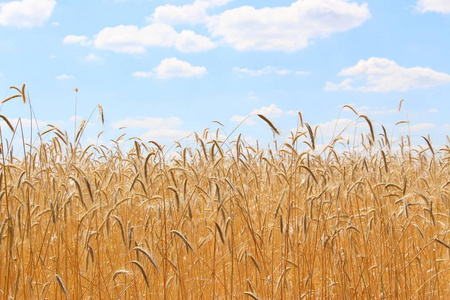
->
[[112, 116, 191, 141], [342, 104, 398, 116], [174, 30, 216, 53], [56, 74, 74, 80], [325, 57, 450, 92], [92, 24, 215, 54], [0, 0, 56, 28], [63, 35, 91, 46], [231, 104, 284, 125], [251, 104, 283, 118], [416, 0, 450, 14], [151, 0, 233, 25], [132, 71, 153, 78], [67, 0, 369, 54], [154, 58, 207, 79], [208, 0, 370, 51], [230, 115, 255, 125], [112, 117, 183, 129], [398, 123, 435, 135], [152, 1, 209, 25], [140, 129, 192, 141], [233, 66, 309, 76], [311, 118, 355, 138], [85, 53, 104, 62]]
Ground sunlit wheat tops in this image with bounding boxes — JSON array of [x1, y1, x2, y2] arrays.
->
[[1, 89, 450, 299]]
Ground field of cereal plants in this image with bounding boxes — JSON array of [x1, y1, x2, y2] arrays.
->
[[1, 86, 450, 299]]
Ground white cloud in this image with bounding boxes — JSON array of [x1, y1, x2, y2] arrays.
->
[[286, 110, 297, 116], [0, 117, 47, 129], [312, 118, 353, 137], [326, 57, 450, 92], [174, 30, 216, 52], [93, 24, 174, 54], [325, 78, 354, 91], [341, 104, 398, 116], [152, 1, 209, 25], [93, 24, 215, 54], [70, 115, 83, 123], [132, 58, 207, 79], [112, 116, 191, 141], [251, 104, 283, 118], [132, 71, 153, 78], [63, 35, 91, 46], [208, 0, 370, 51], [56, 74, 73, 80], [411, 123, 435, 132], [85, 137, 106, 146], [70, 115, 95, 127], [154, 58, 207, 79], [428, 108, 438, 113], [416, 0, 450, 14], [140, 129, 192, 141], [233, 66, 309, 76], [0, 0, 56, 28], [112, 116, 183, 129], [247, 92, 258, 100], [400, 123, 436, 133], [85, 53, 104, 62], [231, 104, 283, 125], [230, 115, 255, 125], [151, 0, 233, 25], [368, 110, 391, 115], [399, 123, 435, 134]]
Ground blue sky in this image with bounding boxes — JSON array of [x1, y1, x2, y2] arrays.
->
[[0, 0, 449, 150]]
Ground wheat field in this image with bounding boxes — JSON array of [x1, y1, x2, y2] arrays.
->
[[1, 87, 450, 299]]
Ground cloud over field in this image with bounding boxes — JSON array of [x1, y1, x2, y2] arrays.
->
[[63, 35, 91, 46], [208, 0, 370, 51], [151, 0, 233, 25], [416, 0, 450, 14], [0, 0, 56, 28], [112, 116, 191, 141], [233, 66, 309, 76], [133, 58, 207, 79], [56, 74, 74, 80], [113, 117, 182, 129], [326, 57, 450, 92], [85, 54, 104, 62], [65, 0, 369, 54], [132, 71, 153, 78], [89, 24, 215, 54], [231, 104, 284, 126], [154, 58, 207, 79], [399, 123, 435, 134]]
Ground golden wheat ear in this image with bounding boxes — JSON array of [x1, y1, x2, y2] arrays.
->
[[55, 274, 68, 296], [257, 114, 280, 135], [0, 115, 15, 132], [98, 105, 104, 124]]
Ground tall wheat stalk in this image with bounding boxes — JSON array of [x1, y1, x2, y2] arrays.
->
[[1, 92, 450, 299]]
